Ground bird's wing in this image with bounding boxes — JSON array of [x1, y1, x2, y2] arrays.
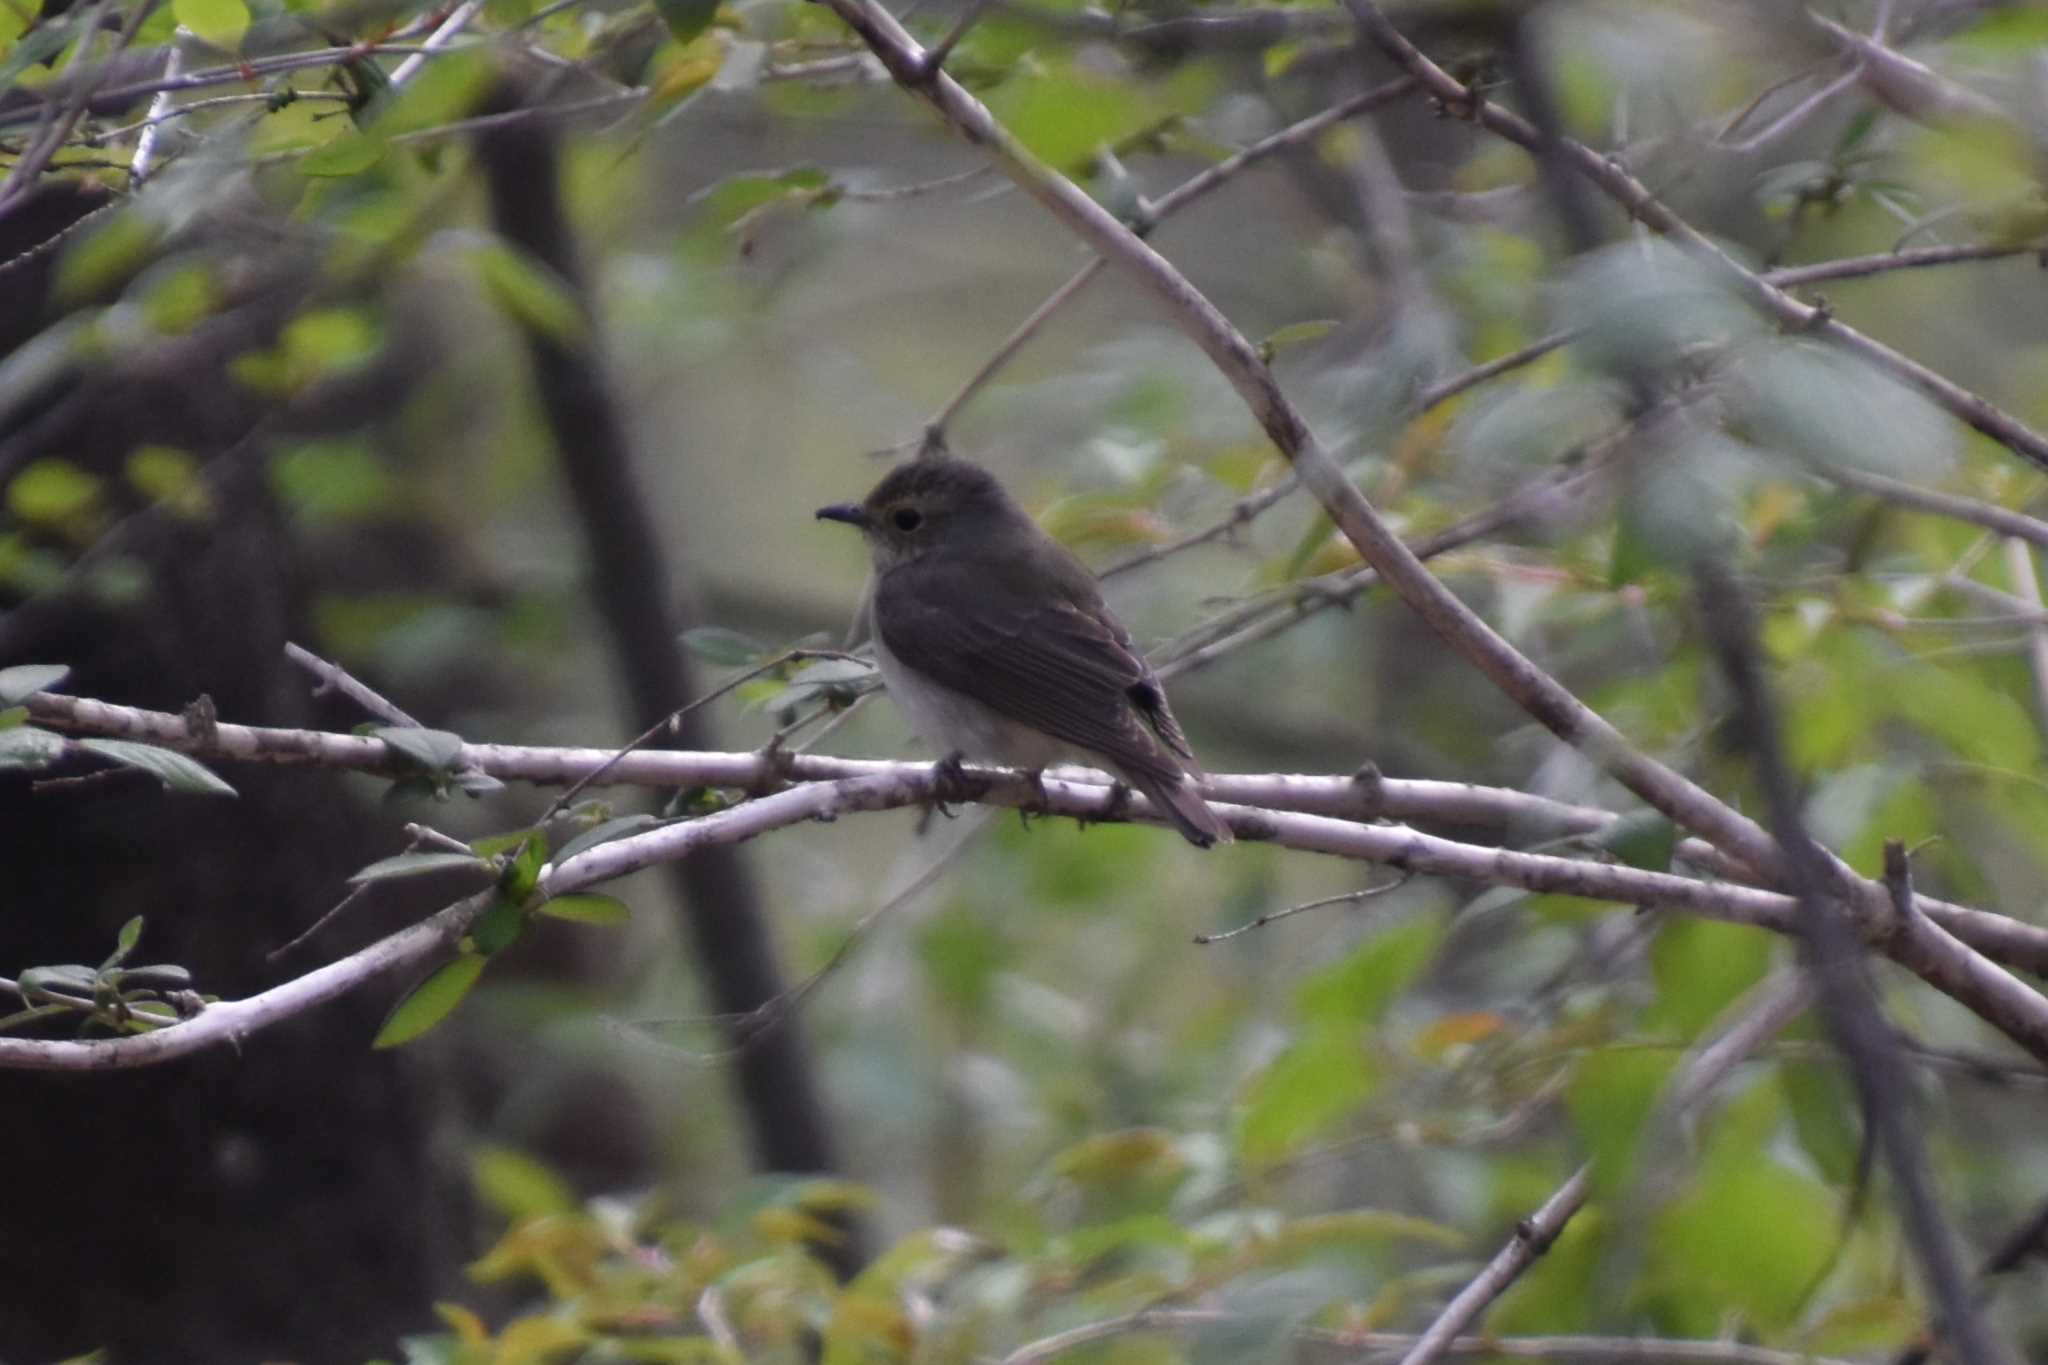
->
[[874, 555, 1191, 780]]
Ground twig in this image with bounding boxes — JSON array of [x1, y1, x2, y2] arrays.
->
[[620, 810, 990, 1059], [1001, 1311, 1860, 1365], [127, 37, 183, 187], [1718, 64, 1863, 154], [1345, 1, 2048, 477], [94, 89, 354, 144], [389, 0, 490, 87], [1192, 873, 1411, 943], [1395, 1168, 1590, 1365], [1808, 11, 2008, 126], [285, 641, 424, 729], [915, 0, 995, 77], [1400, 969, 1820, 1365], [1824, 465, 2048, 553], [1767, 243, 2041, 288], [536, 647, 867, 822], [919, 77, 1416, 440]]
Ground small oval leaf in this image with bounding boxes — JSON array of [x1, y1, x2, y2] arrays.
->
[[174, 0, 249, 49], [75, 739, 236, 796], [680, 626, 767, 666], [470, 899, 526, 955], [349, 851, 488, 883], [535, 893, 631, 925], [299, 130, 387, 178], [372, 726, 467, 774], [373, 954, 486, 1048], [0, 663, 68, 705], [553, 813, 663, 864], [0, 726, 66, 770]]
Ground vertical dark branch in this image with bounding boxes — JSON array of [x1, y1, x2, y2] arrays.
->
[[472, 91, 859, 1272], [1499, 11, 1603, 258], [1696, 563, 2013, 1365]]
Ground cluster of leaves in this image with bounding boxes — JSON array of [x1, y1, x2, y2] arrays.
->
[[2, 914, 208, 1036], [391, 1140, 1467, 1365], [363, 823, 634, 1048]]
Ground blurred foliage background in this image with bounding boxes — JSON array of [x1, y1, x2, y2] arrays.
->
[[5, 0, 2048, 1360]]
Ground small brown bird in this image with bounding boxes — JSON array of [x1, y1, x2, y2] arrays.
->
[[816, 456, 1231, 847]]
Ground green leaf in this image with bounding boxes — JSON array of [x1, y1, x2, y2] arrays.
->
[[0, 663, 67, 705], [652, 0, 720, 45], [368, 46, 492, 136], [7, 457, 102, 525], [0, 0, 39, 43], [684, 168, 831, 236], [471, 241, 587, 345], [53, 209, 161, 305], [553, 813, 664, 863], [1566, 1046, 1676, 1194], [373, 954, 486, 1048], [374, 726, 467, 775], [1258, 318, 1338, 362], [0, 706, 25, 730], [777, 657, 875, 708], [299, 130, 387, 178], [469, 898, 525, 955], [493, 832, 549, 902], [173, 0, 250, 50], [471, 1145, 578, 1220], [0, 725, 65, 770], [535, 893, 630, 925], [108, 916, 143, 967], [1645, 918, 1771, 1041], [349, 851, 488, 883], [112, 963, 192, 990], [1295, 910, 1447, 1025], [1779, 1056, 1862, 1185], [1236, 1023, 1376, 1165], [18, 964, 98, 1002], [1653, 1146, 1837, 1329], [1596, 811, 1677, 871], [0, 11, 68, 93], [679, 626, 768, 666], [75, 739, 236, 796]]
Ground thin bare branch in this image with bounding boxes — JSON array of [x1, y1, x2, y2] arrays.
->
[[389, 0, 488, 87], [922, 77, 1416, 439], [1768, 242, 2042, 288], [284, 641, 425, 729], [1346, 1, 2048, 477], [1192, 873, 1411, 943]]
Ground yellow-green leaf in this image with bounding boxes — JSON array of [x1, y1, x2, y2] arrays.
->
[[535, 893, 630, 925], [373, 953, 485, 1048], [173, 0, 249, 50]]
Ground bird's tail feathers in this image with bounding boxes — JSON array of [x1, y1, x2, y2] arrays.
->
[[1125, 767, 1232, 848]]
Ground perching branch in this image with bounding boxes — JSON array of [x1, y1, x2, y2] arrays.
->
[[18, 685, 2048, 1067]]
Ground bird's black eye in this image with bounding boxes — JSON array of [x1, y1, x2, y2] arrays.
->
[[891, 507, 923, 533]]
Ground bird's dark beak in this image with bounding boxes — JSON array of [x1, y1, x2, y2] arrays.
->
[[815, 503, 868, 528]]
